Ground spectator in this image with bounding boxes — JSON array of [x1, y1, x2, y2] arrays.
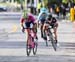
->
[[74, 6, 75, 21], [55, 6, 60, 18], [37, 2, 42, 14], [61, 4, 66, 19], [70, 6, 75, 21]]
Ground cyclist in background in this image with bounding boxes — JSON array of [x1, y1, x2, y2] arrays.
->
[[43, 14, 58, 44], [38, 7, 48, 38]]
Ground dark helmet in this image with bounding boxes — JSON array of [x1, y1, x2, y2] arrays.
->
[[48, 14, 52, 18], [52, 17, 56, 20], [47, 14, 52, 20], [52, 17, 57, 23]]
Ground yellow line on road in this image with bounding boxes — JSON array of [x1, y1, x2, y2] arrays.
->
[[11, 24, 18, 32]]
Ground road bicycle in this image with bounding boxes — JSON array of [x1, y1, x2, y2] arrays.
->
[[43, 23, 57, 51], [26, 28, 38, 56]]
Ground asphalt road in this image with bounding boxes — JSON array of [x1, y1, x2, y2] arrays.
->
[[0, 12, 75, 62]]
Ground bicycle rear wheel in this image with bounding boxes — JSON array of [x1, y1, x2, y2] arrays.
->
[[33, 41, 37, 55]]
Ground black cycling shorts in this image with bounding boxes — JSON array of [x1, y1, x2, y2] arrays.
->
[[45, 22, 56, 28], [40, 19, 46, 24], [25, 21, 34, 28]]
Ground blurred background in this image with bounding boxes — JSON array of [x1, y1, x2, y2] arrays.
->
[[0, 1, 75, 61], [0, 0, 75, 21]]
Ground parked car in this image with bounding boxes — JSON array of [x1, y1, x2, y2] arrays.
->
[[0, 6, 7, 12]]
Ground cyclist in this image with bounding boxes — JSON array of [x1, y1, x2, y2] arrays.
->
[[20, 10, 38, 42], [43, 14, 58, 44], [38, 7, 48, 38]]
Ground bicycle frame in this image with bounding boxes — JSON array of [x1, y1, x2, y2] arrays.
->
[[26, 28, 37, 56], [44, 23, 57, 51], [27, 28, 35, 48]]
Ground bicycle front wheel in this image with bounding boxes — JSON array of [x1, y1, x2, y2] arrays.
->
[[26, 43, 31, 56], [48, 29, 57, 51]]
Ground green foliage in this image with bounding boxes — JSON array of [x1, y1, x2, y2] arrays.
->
[[74, 0, 75, 3], [15, 0, 25, 3], [48, 0, 62, 4], [62, 0, 68, 4]]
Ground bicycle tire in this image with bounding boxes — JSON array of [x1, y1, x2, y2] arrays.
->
[[33, 42, 37, 55], [48, 29, 57, 51], [26, 42, 31, 56]]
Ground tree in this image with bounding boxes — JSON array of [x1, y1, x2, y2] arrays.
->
[[15, 0, 25, 10], [62, 0, 68, 4], [49, 0, 62, 4], [15, 0, 24, 4], [43, 0, 48, 7]]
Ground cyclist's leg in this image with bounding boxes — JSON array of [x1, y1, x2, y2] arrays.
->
[[40, 19, 45, 38], [53, 22, 58, 44], [32, 22, 38, 39], [33, 23, 37, 33], [25, 22, 31, 45], [40, 22, 43, 38], [43, 24, 48, 39], [44, 23, 50, 40], [34, 23, 38, 39], [43, 23, 49, 35]]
